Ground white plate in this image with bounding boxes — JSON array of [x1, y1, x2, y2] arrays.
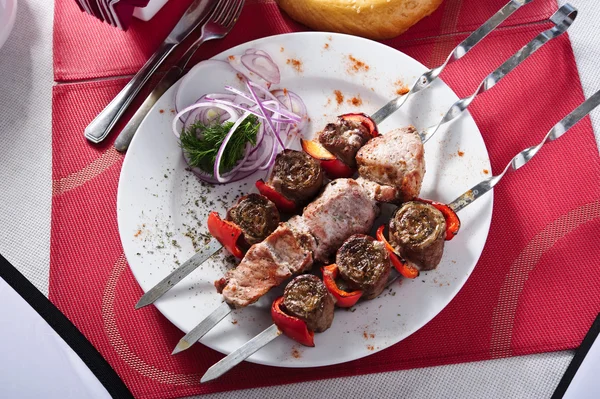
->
[[0, 0, 17, 51], [118, 32, 493, 368]]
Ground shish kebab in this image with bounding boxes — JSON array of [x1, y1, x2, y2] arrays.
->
[[135, 0, 538, 310], [202, 89, 600, 382], [171, 4, 576, 355]]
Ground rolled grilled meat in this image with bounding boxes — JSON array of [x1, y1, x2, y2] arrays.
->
[[336, 234, 391, 300], [267, 149, 324, 204], [356, 126, 425, 203], [226, 194, 279, 245], [283, 274, 335, 332], [389, 201, 446, 271], [318, 116, 372, 167]]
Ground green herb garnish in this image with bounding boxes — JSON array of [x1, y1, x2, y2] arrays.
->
[[180, 115, 260, 175]]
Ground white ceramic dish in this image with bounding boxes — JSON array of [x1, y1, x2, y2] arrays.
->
[[118, 32, 493, 368], [0, 0, 17, 51]]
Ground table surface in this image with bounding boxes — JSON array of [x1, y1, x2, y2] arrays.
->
[[0, 0, 598, 398]]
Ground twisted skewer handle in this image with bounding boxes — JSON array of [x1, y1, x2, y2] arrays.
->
[[420, 4, 578, 144], [449, 89, 600, 213], [370, 0, 534, 125]]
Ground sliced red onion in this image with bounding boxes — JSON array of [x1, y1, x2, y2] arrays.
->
[[173, 102, 239, 139], [224, 86, 302, 122], [241, 54, 280, 84], [246, 80, 285, 150], [175, 59, 232, 114]]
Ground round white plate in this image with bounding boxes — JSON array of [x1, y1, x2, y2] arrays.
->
[[0, 0, 17, 51], [118, 32, 493, 368]]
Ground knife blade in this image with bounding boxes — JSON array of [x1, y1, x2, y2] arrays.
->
[[135, 238, 223, 309]]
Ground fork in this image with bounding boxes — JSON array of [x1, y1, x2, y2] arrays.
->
[[114, 0, 245, 152]]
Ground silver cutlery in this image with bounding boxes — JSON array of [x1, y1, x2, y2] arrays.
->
[[370, 0, 534, 125], [84, 0, 219, 144], [114, 0, 245, 152], [169, 2, 571, 356], [419, 3, 577, 144], [201, 88, 600, 382]]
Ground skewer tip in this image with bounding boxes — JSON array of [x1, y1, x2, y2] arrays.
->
[[134, 298, 149, 310], [200, 370, 216, 384], [172, 340, 191, 355]]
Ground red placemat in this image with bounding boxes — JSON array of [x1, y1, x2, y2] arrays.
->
[[53, 0, 557, 82], [51, 1, 600, 398]]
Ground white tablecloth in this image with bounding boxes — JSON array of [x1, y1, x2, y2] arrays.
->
[[1, 0, 598, 397]]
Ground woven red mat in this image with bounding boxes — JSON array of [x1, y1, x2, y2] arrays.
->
[[51, 1, 600, 398]]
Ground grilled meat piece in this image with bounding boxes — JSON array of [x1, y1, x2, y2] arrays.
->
[[226, 194, 279, 245], [220, 223, 315, 308], [389, 201, 446, 271], [283, 274, 335, 332], [267, 149, 324, 204], [303, 178, 379, 263], [356, 176, 400, 204], [318, 117, 371, 167], [356, 126, 425, 203], [336, 234, 391, 299]]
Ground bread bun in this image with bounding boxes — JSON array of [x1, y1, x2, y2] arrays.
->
[[276, 0, 443, 40]]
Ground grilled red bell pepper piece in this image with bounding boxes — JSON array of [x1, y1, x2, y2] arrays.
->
[[416, 198, 461, 240], [322, 264, 363, 307], [271, 297, 315, 347], [339, 113, 379, 138], [255, 179, 297, 213], [207, 212, 245, 259], [301, 139, 355, 179], [376, 225, 419, 279]]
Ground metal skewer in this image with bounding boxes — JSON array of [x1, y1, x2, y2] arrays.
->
[[370, 0, 534, 125], [135, 239, 223, 309], [200, 89, 600, 382], [201, 273, 403, 383], [166, 1, 540, 353], [420, 4, 577, 144], [137, 0, 533, 313]]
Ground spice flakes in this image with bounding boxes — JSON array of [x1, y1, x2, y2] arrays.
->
[[286, 58, 303, 73], [347, 95, 362, 106], [348, 55, 370, 73], [334, 90, 344, 105], [394, 79, 409, 96]]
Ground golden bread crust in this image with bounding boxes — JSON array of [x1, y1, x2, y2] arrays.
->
[[276, 0, 444, 40]]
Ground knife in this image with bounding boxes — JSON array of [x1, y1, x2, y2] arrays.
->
[[84, 0, 219, 144]]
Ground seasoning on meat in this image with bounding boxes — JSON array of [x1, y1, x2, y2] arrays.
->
[[302, 179, 379, 263], [283, 275, 335, 332], [389, 201, 446, 271], [226, 194, 279, 245], [356, 126, 425, 203], [267, 149, 324, 204], [217, 179, 379, 308], [220, 223, 314, 308], [318, 116, 372, 167], [336, 234, 391, 299]]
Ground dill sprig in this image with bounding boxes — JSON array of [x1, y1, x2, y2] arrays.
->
[[180, 114, 260, 175]]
